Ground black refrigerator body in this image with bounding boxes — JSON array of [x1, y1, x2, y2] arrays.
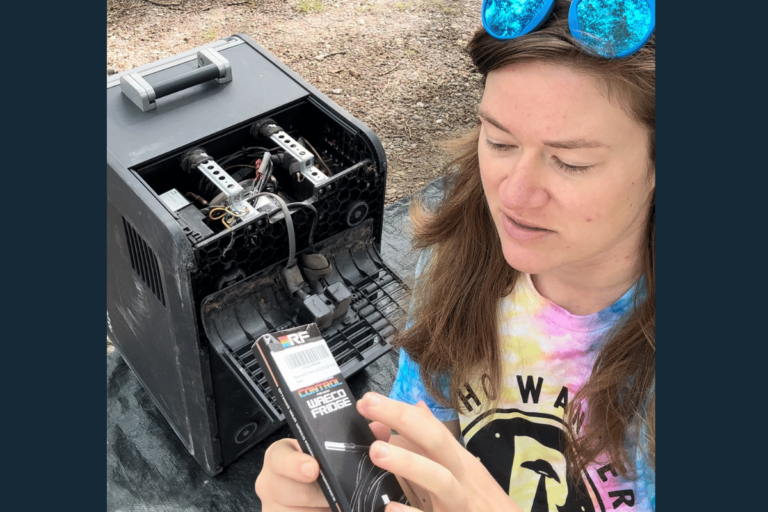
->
[[107, 35, 408, 475]]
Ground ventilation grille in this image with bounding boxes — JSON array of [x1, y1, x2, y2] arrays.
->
[[122, 217, 166, 307]]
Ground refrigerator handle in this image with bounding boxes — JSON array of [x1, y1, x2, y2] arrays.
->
[[120, 48, 232, 112]]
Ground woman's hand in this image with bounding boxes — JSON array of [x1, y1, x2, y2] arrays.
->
[[254, 437, 331, 512], [356, 392, 523, 512], [255, 422, 393, 512]]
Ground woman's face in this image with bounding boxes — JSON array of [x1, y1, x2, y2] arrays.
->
[[478, 61, 654, 278]]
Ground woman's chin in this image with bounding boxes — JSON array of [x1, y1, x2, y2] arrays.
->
[[501, 246, 551, 275]]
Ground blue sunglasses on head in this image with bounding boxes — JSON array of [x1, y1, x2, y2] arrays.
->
[[482, 0, 655, 58]]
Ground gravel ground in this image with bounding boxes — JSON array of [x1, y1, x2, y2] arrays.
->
[[107, 0, 485, 354]]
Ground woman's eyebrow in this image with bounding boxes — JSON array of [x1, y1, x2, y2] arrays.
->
[[478, 109, 511, 134], [543, 138, 610, 150], [478, 109, 610, 150]]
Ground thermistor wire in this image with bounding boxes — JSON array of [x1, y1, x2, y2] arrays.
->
[[286, 201, 318, 250], [252, 192, 296, 267]]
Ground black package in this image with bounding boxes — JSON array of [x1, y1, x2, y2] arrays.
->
[[252, 324, 407, 512]]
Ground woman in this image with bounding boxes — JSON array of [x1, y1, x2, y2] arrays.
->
[[255, 2, 656, 511]]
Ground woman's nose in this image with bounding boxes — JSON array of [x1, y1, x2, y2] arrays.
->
[[500, 153, 549, 209]]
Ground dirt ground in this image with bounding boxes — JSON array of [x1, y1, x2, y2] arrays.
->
[[107, 0, 485, 353]]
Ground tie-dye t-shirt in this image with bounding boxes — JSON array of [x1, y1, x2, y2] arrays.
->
[[390, 271, 655, 512]]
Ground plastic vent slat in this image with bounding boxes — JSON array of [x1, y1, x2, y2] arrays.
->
[[222, 251, 410, 423], [122, 217, 166, 307]]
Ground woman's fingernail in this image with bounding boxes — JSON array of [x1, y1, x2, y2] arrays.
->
[[301, 462, 315, 478], [373, 441, 389, 458], [364, 393, 380, 407], [387, 503, 402, 512]]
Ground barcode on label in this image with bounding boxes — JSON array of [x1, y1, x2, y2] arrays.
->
[[272, 340, 341, 391], [282, 343, 333, 370]]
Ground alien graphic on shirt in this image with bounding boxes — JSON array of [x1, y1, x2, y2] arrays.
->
[[464, 412, 597, 512]]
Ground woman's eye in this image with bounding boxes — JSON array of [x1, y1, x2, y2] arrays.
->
[[552, 157, 593, 174], [484, 139, 512, 152]]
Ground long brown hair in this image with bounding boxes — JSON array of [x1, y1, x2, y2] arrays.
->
[[395, 0, 655, 479]]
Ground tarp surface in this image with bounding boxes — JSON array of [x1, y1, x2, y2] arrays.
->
[[107, 178, 446, 511]]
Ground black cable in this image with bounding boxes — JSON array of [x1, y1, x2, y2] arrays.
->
[[218, 145, 272, 167]]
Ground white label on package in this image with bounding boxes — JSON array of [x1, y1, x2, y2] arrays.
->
[[272, 341, 341, 391]]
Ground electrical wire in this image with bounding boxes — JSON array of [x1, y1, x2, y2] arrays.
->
[[198, 147, 275, 199], [298, 136, 333, 176], [286, 201, 318, 250], [319, 444, 402, 511], [254, 151, 272, 194], [224, 164, 261, 172], [197, 144, 315, 261], [208, 206, 244, 230], [208, 179, 259, 207], [252, 192, 296, 266], [218, 145, 272, 167], [345, 451, 401, 512]]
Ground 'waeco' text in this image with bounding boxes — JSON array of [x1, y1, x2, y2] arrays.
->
[[306, 389, 352, 418]]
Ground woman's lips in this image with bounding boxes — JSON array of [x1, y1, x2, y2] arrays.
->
[[501, 214, 553, 241]]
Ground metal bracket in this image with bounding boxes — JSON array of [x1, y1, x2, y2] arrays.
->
[[269, 131, 329, 186], [195, 152, 258, 222]]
